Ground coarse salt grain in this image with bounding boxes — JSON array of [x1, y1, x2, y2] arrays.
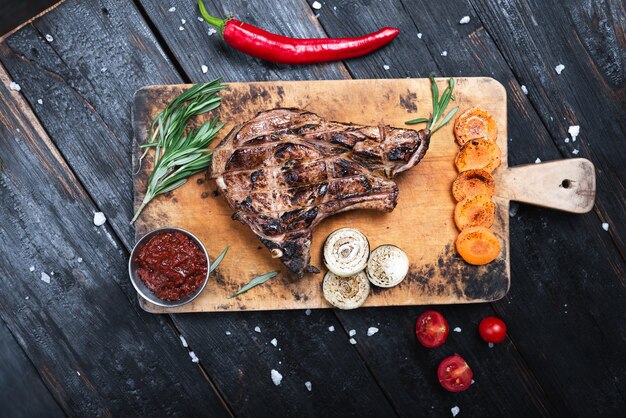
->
[[41, 272, 51, 284], [305, 309, 311, 315], [93, 212, 106, 226], [367, 327, 379, 336], [181, 18, 186, 24], [9, 82, 21, 91], [572, 149, 579, 155], [101, 67, 107, 73], [225, 331, 231, 335], [189, 351, 199, 363], [168, 7, 176, 12], [521, 85, 528, 95], [383, 64, 390, 70], [349, 338, 357, 344], [77, 257, 83, 263], [568, 125, 580, 141], [50, 271, 54, 276], [417, 33, 422, 39], [201, 65, 208, 73], [270, 338, 278, 347], [25, 296, 29, 300], [254, 326, 261, 333], [564, 138, 570, 143], [29, 266, 35, 272], [441, 51, 448, 56], [198, 16, 204, 21], [453, 327, 462, 333], [312, 1, 322, 10], [37, 99, 43, 104], [488, 342, 494, 348], [305, 381, 312, 391], [602, 223, 609, 231], [555, 64, 565, 74], [459, 16, 470, 24], [180, 335, 188, 347], [451, 406, 460, 417], [45, 34, 53, 42], [271, 369, 283, 385], [179, 26, 185, 31], [208, 28, 217, 36], [349, 329, 356, 336], [328, 325, 335, 332], [535, 158, 541, 164]]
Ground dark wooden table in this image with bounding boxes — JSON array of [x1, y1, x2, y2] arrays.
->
[[1, 0, 624, 416]]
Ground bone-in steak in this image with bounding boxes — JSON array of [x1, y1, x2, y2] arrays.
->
[[211, 108, 430, 277]]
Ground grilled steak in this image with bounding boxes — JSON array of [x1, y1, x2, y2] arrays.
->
[[211, 108, 430, 277]]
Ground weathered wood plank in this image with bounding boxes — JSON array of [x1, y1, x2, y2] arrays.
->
[[0, 0, 398, 415], [0, 318, 64, 418], [0, 64, 229, 417]]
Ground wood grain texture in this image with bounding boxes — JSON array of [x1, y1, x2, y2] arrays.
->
[[0, 63, 229, 417], [132, 78, 510, 312]]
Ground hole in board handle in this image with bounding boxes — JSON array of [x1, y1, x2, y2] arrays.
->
[[560, 179, 573, 189]]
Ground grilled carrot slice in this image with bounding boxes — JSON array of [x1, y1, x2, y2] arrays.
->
[[455, 138, 501, 173], [452, 169, 495, 202], [454, 107, 498, 146], [454, 194, 495, 230], [456, 226, 501, 265]]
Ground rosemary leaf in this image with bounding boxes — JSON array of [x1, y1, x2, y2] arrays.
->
[[432, 106, 459, 134], [227, 271, 279, 299], [210, 244, 230, 273], [405, 117, 430, 125]]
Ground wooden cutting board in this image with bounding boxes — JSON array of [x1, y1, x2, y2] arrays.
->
[[131, 78, 595, 313]]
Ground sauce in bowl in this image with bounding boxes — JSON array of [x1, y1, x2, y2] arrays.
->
[[133, 230, 208, 301]]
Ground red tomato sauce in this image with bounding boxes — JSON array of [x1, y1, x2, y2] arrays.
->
[[134, 231, 208, 301]]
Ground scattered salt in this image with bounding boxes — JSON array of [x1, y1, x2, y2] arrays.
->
[[459, 16, 470, 24], [180, 335, 188, 347], [208, 28, 217, 36], [521, 85, 528, 95], [25, 296, 29, 300], [254, 326, 261, 333], [37, 99, 43, 104], [555, 64, 565, 74], [441, 51, 448, 56], [101, 67, 107, 73], [451, 406, 460, 417], [305, 309, 311, 316], [201, 65, 208, 74], [270, 338, 278, 347], [9, 82, 21, 91], [349, 338, 357, 344], [50, 271, 54, 276], [509, 202, 519, 217], [198, 16, 204, 21], [179, 26, 185, 31], [77, 371, 80, 376], [417, 33, 422, 39], [29, 266, 35, 272], [453, 327, 462, 333], [189, 351, 199, 363], [271, 369, 283, 385], [535, 158, 541, 164], [168, 7, 176, 12], [367, 327, 379, 336], [312, 1, 322, 10], [181, 18, 186, 24], [41, 272, 51, 284], [572, 149, 579, 155], [564, 137, 570, 143], [602, 223, 609, 231], [77, 257, 83, 263], [45, 34, 53, 42], [328, 325, 335, 332], [383, 64, 390, 70], [568, 125, 580, 142], [471, 379, 475, 385], [93, 212, 106, 226], [349, 329, 356, 337], [488, 342, 494, 348], [305, 381, 312, 391], [225, 331, 231, 335]]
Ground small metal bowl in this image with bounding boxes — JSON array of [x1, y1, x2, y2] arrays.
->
[[129, 227, 210, 308]]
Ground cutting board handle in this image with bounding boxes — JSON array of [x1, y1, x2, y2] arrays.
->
[[496, 158, 595, 213]]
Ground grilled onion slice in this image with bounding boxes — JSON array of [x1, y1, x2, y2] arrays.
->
[[322, 271, 370, 310], [323, 228, 370, 277], [366, 245, 409, 288]]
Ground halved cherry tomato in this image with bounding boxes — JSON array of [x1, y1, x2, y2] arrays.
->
[[479, 317, 507, 343], [415, 310, 449, 348], [437, 354, 473, 392]]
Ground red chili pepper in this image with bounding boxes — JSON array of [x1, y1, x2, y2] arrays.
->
[[198, 0, 399, 65]]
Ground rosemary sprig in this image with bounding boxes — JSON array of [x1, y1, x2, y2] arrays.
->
[[210, 244, 230, 273], [131, 79, 227, 223], [227, 271, 279, 299], [406, 76, 459, 134]]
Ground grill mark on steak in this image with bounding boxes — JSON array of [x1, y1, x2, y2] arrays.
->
[[211, 108, 430, 277]]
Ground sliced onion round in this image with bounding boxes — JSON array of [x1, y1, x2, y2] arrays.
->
[[366, 245, 409, 288], [322, 271, 370, 310], [323, 228, 370, 277]]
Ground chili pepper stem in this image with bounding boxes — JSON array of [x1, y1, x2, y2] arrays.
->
[[198, 0, 226, 33]]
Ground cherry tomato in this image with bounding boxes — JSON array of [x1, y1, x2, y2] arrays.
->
[[437, 354, 473, 392], [415, 310, 449, 348], [478, 317, 507, 343]]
